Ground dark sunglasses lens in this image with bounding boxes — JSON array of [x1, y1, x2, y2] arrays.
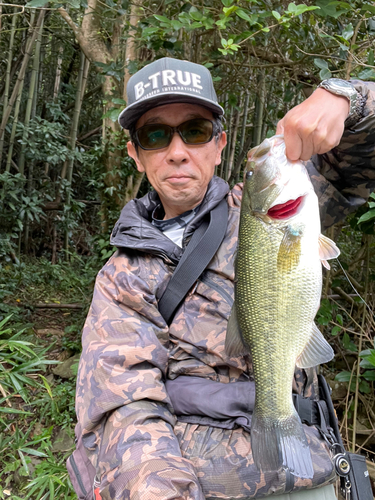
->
[[137, 124, 171, 149], [180, 119, 213, 144]]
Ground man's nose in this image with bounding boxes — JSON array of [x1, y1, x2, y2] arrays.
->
[[166, 132, 188, 164]]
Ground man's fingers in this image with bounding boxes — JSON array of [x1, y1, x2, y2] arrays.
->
[[283, 129, 302, 161], [276, 120, 284, 136]]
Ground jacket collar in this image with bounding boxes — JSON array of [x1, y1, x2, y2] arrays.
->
[[110, 176, 229, 263]]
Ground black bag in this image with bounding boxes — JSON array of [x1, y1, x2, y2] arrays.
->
[[319, 375, 373, 500]]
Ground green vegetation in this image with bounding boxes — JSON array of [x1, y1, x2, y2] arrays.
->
[[1, 0, 375, 496]]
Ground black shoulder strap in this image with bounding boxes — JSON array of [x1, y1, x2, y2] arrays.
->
[[158, 198, 229, 326]]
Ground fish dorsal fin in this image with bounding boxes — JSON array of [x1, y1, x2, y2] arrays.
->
[[277, 224, 303, 272], [318, 234, 340, 261], [225, 304, 249, 357], [296, 323, 334, 368]]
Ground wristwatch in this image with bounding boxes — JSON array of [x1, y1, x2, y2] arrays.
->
[[317, 78, 364, 123]]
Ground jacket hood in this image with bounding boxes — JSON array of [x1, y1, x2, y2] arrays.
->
[[110, 176, 229, 263]]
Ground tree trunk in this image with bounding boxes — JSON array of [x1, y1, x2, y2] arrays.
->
[[121, 0, 144, 204], [53, 45, 64, 99], [63, 50, 86, 258]]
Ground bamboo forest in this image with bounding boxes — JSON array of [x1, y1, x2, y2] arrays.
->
[[0, 0, 375, 497]]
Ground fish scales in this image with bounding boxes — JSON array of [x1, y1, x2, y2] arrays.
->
[[226, 135, 339, 480]]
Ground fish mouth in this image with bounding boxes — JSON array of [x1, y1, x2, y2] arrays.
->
[[267, 196, 304, 219]]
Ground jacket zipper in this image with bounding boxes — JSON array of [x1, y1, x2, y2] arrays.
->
[[200, 275, 234, 306], [69, 454, 88, 496]]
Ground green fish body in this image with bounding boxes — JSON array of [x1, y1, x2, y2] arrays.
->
[[226, 135, 339, 479]]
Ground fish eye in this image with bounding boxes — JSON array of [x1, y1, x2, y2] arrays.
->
[[246, 169, 254, 180]]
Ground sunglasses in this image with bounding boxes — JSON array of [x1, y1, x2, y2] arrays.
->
[[135, 118, 215, 150]]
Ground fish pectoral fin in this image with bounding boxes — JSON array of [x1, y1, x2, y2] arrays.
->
[[322, 260, 330, 270], [277, 225, 303, 272], [296, 323, 334, 368], [225, 304, 249, 357], [318, 234, 340, 261]]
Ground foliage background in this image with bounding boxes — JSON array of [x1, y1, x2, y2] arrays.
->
[[0, 0, 375, 497]]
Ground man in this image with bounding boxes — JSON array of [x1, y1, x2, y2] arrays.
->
[[70, 58, 375, 499]]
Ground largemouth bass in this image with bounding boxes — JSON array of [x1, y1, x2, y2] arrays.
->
[[225, 135, 339, 479]]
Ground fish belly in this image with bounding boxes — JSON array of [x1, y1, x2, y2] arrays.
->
[[236, 213, 321, 478]]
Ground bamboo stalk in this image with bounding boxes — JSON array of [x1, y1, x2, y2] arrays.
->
[[239, 92, 249, 152], [0, 9, 17, 166], [0, 9, 45, 148], [63, 51, 86, 259], [18, 16, 44, 175], [227, 96, 243, 181], [223, 104, 233, 180], [5, 80, 24, 172], [252, 71, 265, 147]]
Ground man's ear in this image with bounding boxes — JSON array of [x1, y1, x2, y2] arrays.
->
[[127, 141, 145, 173], [215, 131, 227, 166]]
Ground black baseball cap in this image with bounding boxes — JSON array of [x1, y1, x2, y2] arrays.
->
[[118, 57, 224, 129]]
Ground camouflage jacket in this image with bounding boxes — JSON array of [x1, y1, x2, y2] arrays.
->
[[75, 81, 375, 500]]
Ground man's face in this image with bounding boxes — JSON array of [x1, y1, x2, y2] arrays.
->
[[127, 103, 227, 219]]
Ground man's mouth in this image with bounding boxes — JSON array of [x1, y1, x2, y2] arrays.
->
[[267, 196, 303, 219]]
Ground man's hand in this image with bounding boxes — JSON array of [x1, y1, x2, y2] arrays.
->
[[276, 88, 350, 161]]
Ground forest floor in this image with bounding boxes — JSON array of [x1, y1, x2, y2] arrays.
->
[[1, 250, 375, 499], [0, 255, 100, 499]]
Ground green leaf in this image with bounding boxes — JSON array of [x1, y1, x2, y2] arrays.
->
[[314, 58, 329, 69], [331, 325, 341, 336], [102, 108, 122, 122], [25, 0, 48, 7], [221, 0, 232, 6], [19, 447, 48, 457], [0, 407, 32, 415], [342, 23, 354, 40], [360, 349, 375, 367], [272, 10, 281, 20], [336, 314, 343, 325], [319, 68, 332, 79], [111, 98, 126, 105], [66, 0, 80, 7], [154, 14, 171, 24], [357, 69, 375, 81], [358, 208, 375, 224], [335, 370, 352, 382], [363, 370, 375, 381], [236, 9, 252, 22], [360, 4, 375, 15], [223, 6, 238, 16], [359, 379, 371, 393], [294, 5, 320, 15], [171, 20, 183, 30], [287, 2, 297, 13], [342, 332, 357, 352]]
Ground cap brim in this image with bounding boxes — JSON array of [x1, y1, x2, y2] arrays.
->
[[119, 92, 224, 130]]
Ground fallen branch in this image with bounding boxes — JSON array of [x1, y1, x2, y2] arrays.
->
[[16, 302, 84, 309]]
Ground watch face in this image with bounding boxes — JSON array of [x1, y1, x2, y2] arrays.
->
[[321, 79, 356, 96]]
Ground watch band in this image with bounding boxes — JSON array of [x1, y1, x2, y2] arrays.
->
[[318, 78, 366, 125]]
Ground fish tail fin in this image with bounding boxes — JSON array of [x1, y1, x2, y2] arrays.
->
[[251, 409, 314, 479]]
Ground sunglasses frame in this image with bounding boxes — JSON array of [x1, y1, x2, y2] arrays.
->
[[134, 118, 216, 151]]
